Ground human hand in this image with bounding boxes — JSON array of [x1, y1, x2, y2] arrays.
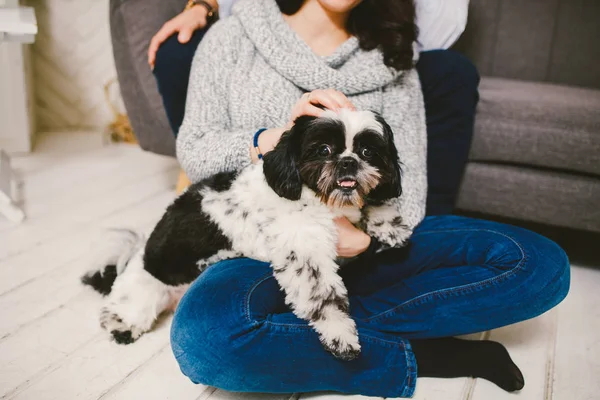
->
[[289, 89, 356, 125], [334, 217, 371, 258], [148, 3, 214, 68]]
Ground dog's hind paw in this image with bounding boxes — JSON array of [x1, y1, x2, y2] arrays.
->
[[100, 307, 144, 345], [319, 325, 361, 361], [313, 309, 361, 361], [323, 337, 361, 361], [81, 265, 118, 296], [111, 329, 135, 344]]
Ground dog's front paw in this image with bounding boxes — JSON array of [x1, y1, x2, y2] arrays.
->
[[390, 225, 412, 248], [100, 307, 144, 345], [368, 221, 412, 249]]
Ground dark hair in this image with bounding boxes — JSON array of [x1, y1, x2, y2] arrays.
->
[[275, 0, 418, 70]]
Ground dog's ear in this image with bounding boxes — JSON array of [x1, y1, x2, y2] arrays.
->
[[368, 113, 402, 202], [262, 126, 303, 201]]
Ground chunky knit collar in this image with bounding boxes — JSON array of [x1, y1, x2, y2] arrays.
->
[[232, 0, 402, 95]]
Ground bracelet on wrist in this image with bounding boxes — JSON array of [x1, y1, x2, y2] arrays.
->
[[184, 0, 219, 25], [253, 128, 267, 160]]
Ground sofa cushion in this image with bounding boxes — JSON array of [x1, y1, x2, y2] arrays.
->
[[457, 162, 600, 233], [110, 0, 180, 157], [470, 77, 600, 176]]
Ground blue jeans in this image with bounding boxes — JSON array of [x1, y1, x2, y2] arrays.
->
[[170, 215, 569, 397], [153, 33, 479, 216]]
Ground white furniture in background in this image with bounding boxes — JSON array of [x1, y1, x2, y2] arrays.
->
[[0, 150, 24, 222], [0, 2, 36, 152], [0, 1, 37, 222]]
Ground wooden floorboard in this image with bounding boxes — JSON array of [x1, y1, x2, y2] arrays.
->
[[99, 346, 207, 400], [552, 266, 600, 400], [0, 163, 177, 261], [10, 321, 171, 400], [0, 189, 174, 297], [0, 290, 103, 398]]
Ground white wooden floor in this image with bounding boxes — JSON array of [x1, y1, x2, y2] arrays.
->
[[1, 131, 598, 400]]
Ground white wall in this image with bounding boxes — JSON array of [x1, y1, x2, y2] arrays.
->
[[28, 0, 121, 132]]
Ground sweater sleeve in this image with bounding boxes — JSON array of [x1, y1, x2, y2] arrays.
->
[[364, 69, 427, 247], [176, 19, 255, 183]]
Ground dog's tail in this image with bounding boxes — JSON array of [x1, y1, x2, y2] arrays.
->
[[81, 228, 146, 296]]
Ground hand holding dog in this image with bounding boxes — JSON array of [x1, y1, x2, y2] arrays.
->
[[251, 89, 356, 163], [335, 216, 371, 258]]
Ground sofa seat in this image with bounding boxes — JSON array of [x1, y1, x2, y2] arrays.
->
[[457, 163, 600, 233], [470, 77, 600, 177]]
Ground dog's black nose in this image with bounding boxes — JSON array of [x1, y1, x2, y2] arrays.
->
[[339, 157, 358, 171]]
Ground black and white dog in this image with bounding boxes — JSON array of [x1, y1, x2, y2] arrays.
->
[[82, 109, 411, 361]]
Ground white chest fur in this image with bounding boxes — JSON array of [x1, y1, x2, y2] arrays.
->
[[200, 164, 362, 263]]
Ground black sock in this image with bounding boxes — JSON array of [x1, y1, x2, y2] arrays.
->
[[410, 337, 525, 392]]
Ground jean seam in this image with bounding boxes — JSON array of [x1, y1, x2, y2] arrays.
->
[[257, 326, 413, 352], [244, 272, 277, 324], [264, 321, 312, 330], [402, 344, 416, 397], [364, 228, 528, 323], [359, 333, 407, 349]]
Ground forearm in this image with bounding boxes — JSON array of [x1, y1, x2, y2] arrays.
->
[[179, 123, 287, 182], [177, 124, 255, 182], [175, 17, 251, 182]]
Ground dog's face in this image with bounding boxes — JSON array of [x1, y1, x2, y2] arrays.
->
[[263, 110, 401, 208]]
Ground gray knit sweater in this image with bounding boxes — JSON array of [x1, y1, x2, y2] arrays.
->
[[177, 0, 427, 231]]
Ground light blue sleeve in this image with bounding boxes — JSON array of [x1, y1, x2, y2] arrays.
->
[[217, 0, 238, 18], [414, 0, 470, 52]]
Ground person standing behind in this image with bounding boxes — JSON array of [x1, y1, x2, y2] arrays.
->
[[149, 0, 477, 216]]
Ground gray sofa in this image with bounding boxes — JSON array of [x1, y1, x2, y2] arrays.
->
[[110, 0, 600, 233]]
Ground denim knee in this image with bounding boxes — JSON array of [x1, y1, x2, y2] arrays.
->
[[437, 49, 480, 91], [153, 35, 183, 81], [419, 49, 480, 95], [465, 218, 571, 306], [508, 225, 571, 313], [420, 216, 570, 313], [170, 258, 271, 386], [449, 50, 480, 91]]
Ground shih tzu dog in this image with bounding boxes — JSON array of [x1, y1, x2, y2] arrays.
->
[[82, 109, 411, 361]]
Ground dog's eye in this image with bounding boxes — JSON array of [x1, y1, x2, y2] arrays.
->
[[317, 145, 332, 157], [360, 147, 373, 158]]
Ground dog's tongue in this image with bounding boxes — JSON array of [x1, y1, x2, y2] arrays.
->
[[339, 180, 356, 188]]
